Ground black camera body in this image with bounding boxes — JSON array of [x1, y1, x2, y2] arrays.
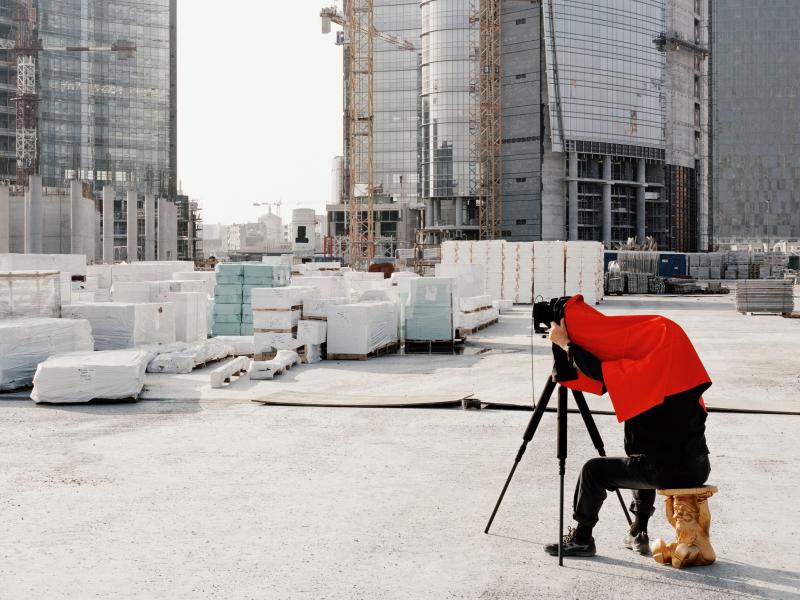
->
[[533, 296, 572, 334]]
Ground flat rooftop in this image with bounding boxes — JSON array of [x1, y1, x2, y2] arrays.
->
[[1, 295, 798, 598]]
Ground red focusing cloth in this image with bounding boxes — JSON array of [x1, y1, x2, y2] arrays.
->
[[561, 295, 711, 422]]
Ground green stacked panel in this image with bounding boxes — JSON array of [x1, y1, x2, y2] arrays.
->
[[405, 278, 454, 342], [212, 263, 291, 336]]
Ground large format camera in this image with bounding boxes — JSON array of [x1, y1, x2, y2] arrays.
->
[[533, 296, 573, 334]]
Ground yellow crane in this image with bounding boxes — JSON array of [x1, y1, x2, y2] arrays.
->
[[321, 4, 416, 270]]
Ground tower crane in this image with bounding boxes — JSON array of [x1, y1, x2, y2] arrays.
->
[[321, 4, 416, 270], [2, 1, 135, 186]]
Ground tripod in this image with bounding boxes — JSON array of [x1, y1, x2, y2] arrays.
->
[[484, 371, 632, 566]]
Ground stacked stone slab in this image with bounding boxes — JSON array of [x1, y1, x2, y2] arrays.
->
[[212, 263, 291, 336]]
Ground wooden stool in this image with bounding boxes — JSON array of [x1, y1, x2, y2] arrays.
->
[[651, 486, 718, 568]]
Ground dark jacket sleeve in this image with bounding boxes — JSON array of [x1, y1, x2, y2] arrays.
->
[[570, 344, 604, 384]]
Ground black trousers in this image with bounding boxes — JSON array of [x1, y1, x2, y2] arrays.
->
[[573, 454, 711, 529]]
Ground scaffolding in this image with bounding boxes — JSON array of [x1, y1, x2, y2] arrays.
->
[[471, 0, 502, 241]]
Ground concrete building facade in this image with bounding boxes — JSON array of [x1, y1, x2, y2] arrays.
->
[[710, 0, 800, 248], [328, 0, 708, 253]]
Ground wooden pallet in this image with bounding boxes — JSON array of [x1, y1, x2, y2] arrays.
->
[[404, 340, 456, 354], [303, 315, 327, 321], [253, 326, 298, 334], [254, 347, 304, 362], [782, 312, 800, 319], [460, 305, 493, 314], [252, 305, 302, 312], [456, 318, 498, 337], [327, 341, 400, 361]]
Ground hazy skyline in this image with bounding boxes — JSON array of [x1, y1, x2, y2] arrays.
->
[[177, 1, 343, 226]]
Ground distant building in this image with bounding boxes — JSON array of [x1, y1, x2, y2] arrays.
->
[[710, 0, 800, 248]]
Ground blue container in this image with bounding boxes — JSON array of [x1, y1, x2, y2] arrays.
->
[[658, 253, 687, 277]]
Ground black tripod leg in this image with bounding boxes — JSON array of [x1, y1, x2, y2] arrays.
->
[[557, 385, 568, 566], [571, 390, 633, 526], [484, 378, 556, 534]]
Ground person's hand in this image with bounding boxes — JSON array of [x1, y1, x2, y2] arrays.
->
[[548, 318, 570, 350]]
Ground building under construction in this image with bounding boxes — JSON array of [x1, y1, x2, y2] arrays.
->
[[0, 0, 197, 261], [324, 0, 709, 257]]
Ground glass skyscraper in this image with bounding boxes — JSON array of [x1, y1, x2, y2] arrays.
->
[[710, 0, 800, 247], [37, 0, 177, 198]]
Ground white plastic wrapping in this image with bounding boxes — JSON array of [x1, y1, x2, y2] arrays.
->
[[565, 241, 604, 305], [435, 260, 486, 298], [172, 271, 216, 296], [0, 253, 87, 277], [111, 280, 173, 303], [110, 261, 195, 284], [291, 275, 348, 298], [502, 242, 534, 304], [254, 332, 301, 353], [168, 292, 208, 342], [253, 309, 301, 331], [302, 297, 348, 319], [62, 302, 176, 350], [459, 295, 493, 313], [533, 241, 566, 300], [0, 271, 61, 318], [86, 264, 113, 290], [326, 301, 399, 356], [0, 318, 93, 390], [212, 335, 254, 356], [251, 286, 319, 310], [31, 349, 150, 404], [297, 320, 327, 345]]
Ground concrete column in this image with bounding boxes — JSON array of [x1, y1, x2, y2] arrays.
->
[[23, 188, 31, 253], [157, 196, 166, 260], [0, 186, 8, 253], [568, 151, 579, 240], [602, 156, 612, 245], [144, 194, 156, 260], [28, 175, 43, 253], [126, 189, 138, 262], [168, 201, 178, 260], [69, 181, 82, 255], [424, 199, 433, 228], [636, 158, 646, 243], [455, 197, 463, 228], [103, 185, 114, 264]]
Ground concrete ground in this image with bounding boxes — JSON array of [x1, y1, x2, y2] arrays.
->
[[1, 295, 799, 598]]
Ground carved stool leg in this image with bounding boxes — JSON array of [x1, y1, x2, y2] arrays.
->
[[652, 486, 718, 568]]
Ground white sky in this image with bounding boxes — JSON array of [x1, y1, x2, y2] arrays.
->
[[177, 1, 343, 226]]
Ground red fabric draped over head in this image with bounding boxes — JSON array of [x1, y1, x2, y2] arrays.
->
[[561, 295, 711, 422]]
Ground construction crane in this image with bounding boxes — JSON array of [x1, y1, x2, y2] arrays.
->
[[470, 0, 502, 241], [321, 4, 416, 270], [4, 1, 135, 186]]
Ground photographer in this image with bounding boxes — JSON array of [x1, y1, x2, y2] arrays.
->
[[542, 296, 712, 558]]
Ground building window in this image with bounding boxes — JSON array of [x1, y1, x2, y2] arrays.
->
[[694, 103, 701, 127], [515, 177, 527, 183], [515, 18, 526, 25], [694, 131, 701, 155], [694, 75, 701, 99], [515, 73, 526, 80]]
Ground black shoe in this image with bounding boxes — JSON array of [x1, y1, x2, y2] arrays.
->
[[623, 531, 650, 555], [544, 527, 597, 557]]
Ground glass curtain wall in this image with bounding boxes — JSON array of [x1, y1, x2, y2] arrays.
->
[[373, 0, 421, 205], [37, 0, 176, 197], [542, 0, 666, 151], [420, 0, 475, 226]]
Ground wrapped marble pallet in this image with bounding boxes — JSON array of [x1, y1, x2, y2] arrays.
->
[[169, 291, 208, 342], [565, 241, 604, 304], [253, 308, 301, 331], [0, 271, 61, 318], [31, 349, 150, 404], [471, 241, 505, 300], [62, 302, 176, 350], [172, 271, 216, 296], [502, 242, 534, 304], [111, 280, 173, 303], [291, 275, 348, 298], [251, 285, 319, 310], [213, 335, 255, 356], [254, 331, 302, 353], [0, 253, 87, 277], [434, 263, 485, 298], [145, 339, 234, 373], [533, 241, 566, 300], [297, 320, 327, 345], [0, 318, 93, 391], [440, 240, 473, 264], [302, 296, 348, 320], [459, 295, 492, 313], [327, 301, 399, 357], [87, 264, 113, 290], [405, 277, 454, 342], [111, 261, 195, 284]]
